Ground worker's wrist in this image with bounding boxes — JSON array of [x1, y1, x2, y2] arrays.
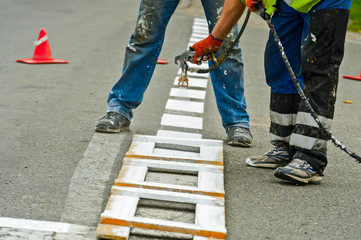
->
[[210, 33, 224, 42]]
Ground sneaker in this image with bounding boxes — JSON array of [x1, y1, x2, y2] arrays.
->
[[95, 112, 130, 133], [274, 158, 323, 184], [245, 146, 290, 168], [226, 126, 253, 147]]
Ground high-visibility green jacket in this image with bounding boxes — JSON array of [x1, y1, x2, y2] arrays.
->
[[240, 0, 322, 15], [264, 0, 321, 14]]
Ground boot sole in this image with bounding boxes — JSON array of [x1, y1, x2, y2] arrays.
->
[[227, 140, 251, 148], [274, 169, 323, 184], [95, 125, 130, 133], [245, 157, 285, 169]]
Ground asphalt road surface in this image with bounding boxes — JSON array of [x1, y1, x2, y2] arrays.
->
[[0, 0, 360, 239]]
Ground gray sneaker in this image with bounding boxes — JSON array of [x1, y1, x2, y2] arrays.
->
[[274, 158, 323, 184], [226, 126, 252, 147], [246, 146, 290, 168], [95, 112, 130, 133]]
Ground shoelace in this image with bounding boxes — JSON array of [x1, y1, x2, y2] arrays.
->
[[289, 159, 308, 168], [269, 146, 287, 154], [99, 112, 117, 121], [229, 126, 248, 134]]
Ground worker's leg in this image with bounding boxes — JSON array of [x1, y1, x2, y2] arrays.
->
[[202, 0, 252, 146], [246, 0, 307, 167], [264, 0, 307, 149], [201, 0, 250, 129], [289, 8, 350, 175], [107, 0, 180, 120]]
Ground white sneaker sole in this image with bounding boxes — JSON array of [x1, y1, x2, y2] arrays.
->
[[245, 157, 286, 169], [274, 169, 323, 184]]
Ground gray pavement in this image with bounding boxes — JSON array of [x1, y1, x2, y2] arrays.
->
[[0, 0, 360, 239]]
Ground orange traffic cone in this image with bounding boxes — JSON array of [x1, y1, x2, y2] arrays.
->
[[17, 28, 68, 64]]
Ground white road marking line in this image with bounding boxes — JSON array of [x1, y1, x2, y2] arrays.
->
[[174, 76, 208, 88], [191, 33, 208, 39], [193, 21, 208, 26], [170, 88, 206, 100], [192, 26, 209, 34], [194, 18, 208, 24], [61, 133, 129, 225], [166, 99, 204, 114], [161, 113, 203, 129], [0, 217, 95, 234], [191, 30, 209, 36], [157, 130, 202, 139], [190, 37, 204, 42]]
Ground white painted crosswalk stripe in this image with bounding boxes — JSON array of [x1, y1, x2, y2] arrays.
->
[[169, 88, 206, 100], [166, 99, 204, 114], [192, 33, 208, 39], [161, 113, 203, 129]]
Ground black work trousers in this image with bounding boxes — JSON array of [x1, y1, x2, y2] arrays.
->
[[267, 7, 350, 175]]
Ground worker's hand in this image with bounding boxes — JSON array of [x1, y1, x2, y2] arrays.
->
[[191, 34, 223, 64], [245, 0, 263, 12]]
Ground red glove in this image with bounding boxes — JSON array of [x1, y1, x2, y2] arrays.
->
[[245, 0, 262, 12], [191, 34, 223, 64]]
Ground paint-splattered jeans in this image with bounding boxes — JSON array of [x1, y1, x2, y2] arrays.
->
[[106, 0, 249, 129]]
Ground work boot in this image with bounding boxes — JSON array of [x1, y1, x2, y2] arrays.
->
[[246, 146, 290, 168], [95, 112, 130, 133], [226, 126, 252, 147], [274, 158, 323, 184]]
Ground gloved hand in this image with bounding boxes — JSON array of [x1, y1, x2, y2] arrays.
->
[[191, 34, 223, 64], [245, 0, 263, 12]]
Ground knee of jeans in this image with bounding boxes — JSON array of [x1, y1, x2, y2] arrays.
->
[[133, 6, 162, 44]]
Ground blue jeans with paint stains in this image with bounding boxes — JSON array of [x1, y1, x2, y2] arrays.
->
[[107, 0, 249, 129]]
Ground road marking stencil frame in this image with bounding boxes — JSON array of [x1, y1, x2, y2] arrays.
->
[[96, 134, 226, 240]]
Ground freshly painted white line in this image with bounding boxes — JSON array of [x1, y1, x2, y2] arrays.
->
[[193, 20, 208, 26], [161, 113, 203, 129], [0, 217, 95, 234], [191, 30, 209, 37], [190, 37, 205, 43], [190, 35, 205, 41], [166, 99, 204, 114], [157, 130, 202, 139], [192, 26, 209, 34], [177, 69, 209, 78], [170, 88, 206, 100], [61, 133, 129, 225], [174, 76, 208, 89], [191, 33, 208, 39], [194, 18, 207, 23], [192, 23, 208, 29]]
